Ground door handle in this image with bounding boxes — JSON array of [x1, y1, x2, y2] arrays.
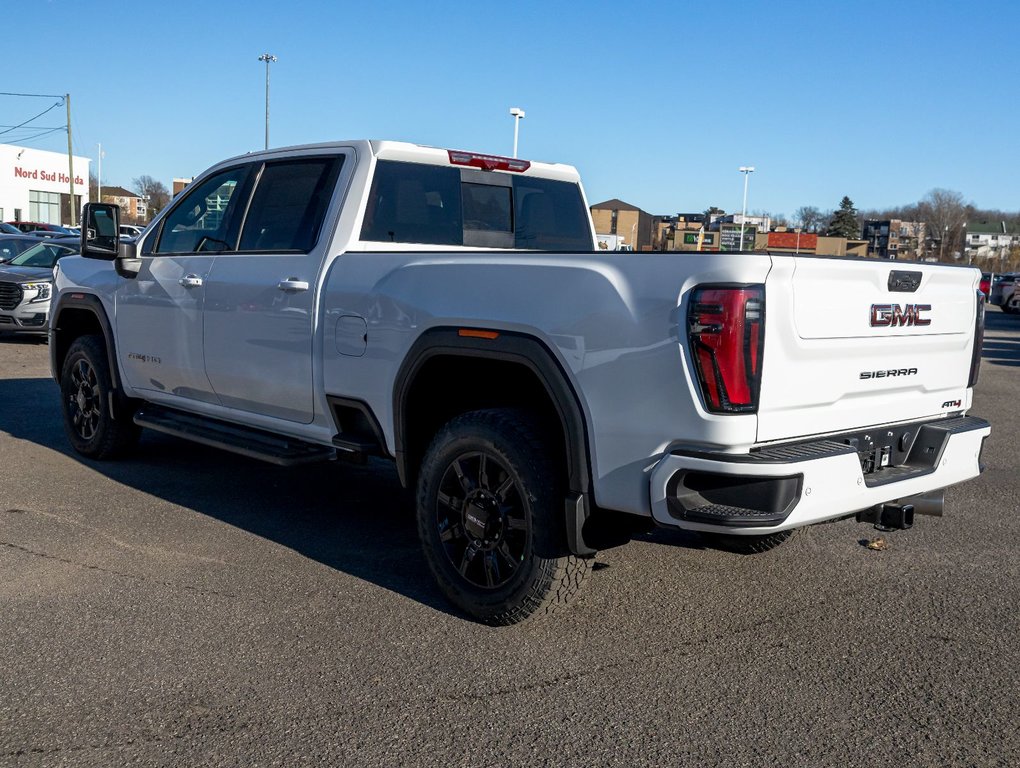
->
[[277, 278, 310, 292], [179, 274, 203, 288]]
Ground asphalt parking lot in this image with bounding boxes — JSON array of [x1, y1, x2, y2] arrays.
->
[[1, 310, 1019, 767]]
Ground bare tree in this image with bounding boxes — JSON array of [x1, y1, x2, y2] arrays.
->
[[793, 206, 824, 232], [132, 175, 171, 222], [917, 189, 970, 262]]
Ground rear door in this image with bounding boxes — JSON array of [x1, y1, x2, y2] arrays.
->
[[201, 152, 348, 423], [756, 257, 980, 442]]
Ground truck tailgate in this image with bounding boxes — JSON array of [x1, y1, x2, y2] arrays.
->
[[756, 256, 980, 443]]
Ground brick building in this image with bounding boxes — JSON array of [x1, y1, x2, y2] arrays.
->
[[100, 185, 147, 224], [589, 199, 658, 251], [862, 219, 926, 259]]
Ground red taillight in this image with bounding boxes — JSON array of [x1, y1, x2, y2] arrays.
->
[[447, 150, 531, 173], [968, 290, 985, 388], [687, 285, 765, 413]]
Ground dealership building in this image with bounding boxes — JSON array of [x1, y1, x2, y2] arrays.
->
[[0, 143, 90, 226]]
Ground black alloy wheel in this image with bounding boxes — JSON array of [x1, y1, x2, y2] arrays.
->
[[60, 334, 139, 459], [67, 357, 101, 441], [417, 408, 592, 625], [435, 451, 528, 590]]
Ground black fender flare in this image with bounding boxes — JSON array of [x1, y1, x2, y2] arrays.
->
[[49, 292, 123, 392], [393, 327, 596, 556]]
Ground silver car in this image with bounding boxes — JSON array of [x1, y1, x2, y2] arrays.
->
[[0, 237, 78, 335], [990, 273, 1017, 312]]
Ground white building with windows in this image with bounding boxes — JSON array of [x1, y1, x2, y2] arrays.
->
[[0, 143, 90, 226], [965, 220, 1020, 262]]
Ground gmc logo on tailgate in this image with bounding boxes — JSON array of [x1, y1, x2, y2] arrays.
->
[[870, 303, 931, 327]]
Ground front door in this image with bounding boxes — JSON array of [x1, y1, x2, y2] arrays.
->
[[116, 164, 254, 404], [202, 154, 347, 424]]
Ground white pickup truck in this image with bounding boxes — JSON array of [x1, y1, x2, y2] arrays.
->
[[50, 140, 990, 624]]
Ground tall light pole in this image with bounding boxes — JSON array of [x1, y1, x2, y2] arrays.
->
[[258, 53, 277, 150], [509, 107, 525, 158], [97, 142, 103, 204], [738, 166, 755, 252]]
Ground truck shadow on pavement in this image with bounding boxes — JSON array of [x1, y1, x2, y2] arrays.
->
[[0, 375, 465, 618], [983, 310, 1020, 368]]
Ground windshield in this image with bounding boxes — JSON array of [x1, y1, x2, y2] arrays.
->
[[7, 241, 77, 269]]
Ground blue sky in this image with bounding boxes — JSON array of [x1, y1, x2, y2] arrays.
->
[[4, 0, 1017, 219]]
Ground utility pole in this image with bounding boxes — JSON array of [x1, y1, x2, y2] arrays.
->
[[97, 143, 102, 203], [258, 53, 277, 150], [65, 93, 76, 226]]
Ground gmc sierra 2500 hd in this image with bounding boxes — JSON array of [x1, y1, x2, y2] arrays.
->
[[50, 140, 990, 624]]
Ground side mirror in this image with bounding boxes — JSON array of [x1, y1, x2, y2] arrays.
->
[[81, 203, 120, 259], [81, 202, 141, 278]]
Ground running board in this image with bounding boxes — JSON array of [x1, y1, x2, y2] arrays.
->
[[133, 405, 336, 467]]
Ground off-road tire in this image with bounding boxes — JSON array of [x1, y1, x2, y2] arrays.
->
[[417, 408, 591, 625], [60, 334, 139, 459], [701, 528, 795, 555]]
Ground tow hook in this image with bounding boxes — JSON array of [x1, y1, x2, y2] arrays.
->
[[856, 490, 944, 531]]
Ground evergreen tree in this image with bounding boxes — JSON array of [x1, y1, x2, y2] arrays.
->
[[827, 196, 860, 239]]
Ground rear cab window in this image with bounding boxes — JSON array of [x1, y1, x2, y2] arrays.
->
[[360, 159, 593, 251]]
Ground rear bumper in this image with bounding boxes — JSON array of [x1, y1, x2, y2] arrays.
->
[[649, 415, 990, 534]]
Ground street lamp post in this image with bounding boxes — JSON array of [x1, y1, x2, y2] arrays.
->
[[258, 53, 277, 150], [97, 142, 103, 204], [509, 107, 525, 158], [738, 166, 755, 252]]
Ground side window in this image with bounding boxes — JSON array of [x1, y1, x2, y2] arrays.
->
[[155, 166, 251, 254], [361, 160, 463, 246], [239, 157, 343, 252], [513, 177, 594, 251]]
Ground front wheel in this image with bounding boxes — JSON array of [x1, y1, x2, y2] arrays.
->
[[60, 335, 139, 459], [416, 409, 591, 625]]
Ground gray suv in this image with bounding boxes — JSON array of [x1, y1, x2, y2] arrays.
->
[[0, 237, 78, 336]]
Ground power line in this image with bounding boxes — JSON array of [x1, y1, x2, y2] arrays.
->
[[0, 124, 63, 130], [0, 100, 64, 137], [0, 91, 64, 99], [11, 126, 68, 144]]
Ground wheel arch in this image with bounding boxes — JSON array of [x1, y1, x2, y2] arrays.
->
[[50, 293, 122, 391], [393, 328, 593, 504]]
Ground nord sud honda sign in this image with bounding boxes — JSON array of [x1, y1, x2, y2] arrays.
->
[[13, 165, 84, 186]]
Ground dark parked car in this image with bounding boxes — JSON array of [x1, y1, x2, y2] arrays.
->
[[0, 234, 43, 264], [5, 221, 74, 236], [0, 222, 21, 235]]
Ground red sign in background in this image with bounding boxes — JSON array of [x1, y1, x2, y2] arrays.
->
[[768, 232, 818, 249]]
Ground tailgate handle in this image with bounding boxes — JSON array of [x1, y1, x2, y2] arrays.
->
[[888, 270, 922, 293]]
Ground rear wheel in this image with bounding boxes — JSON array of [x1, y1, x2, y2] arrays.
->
[[60, 335, 139, 459], [416, 408, 591, 625], [701, 529, 795, 554]]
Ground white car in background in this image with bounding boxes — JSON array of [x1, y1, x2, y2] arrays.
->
[[119, 224, 144, 239]]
